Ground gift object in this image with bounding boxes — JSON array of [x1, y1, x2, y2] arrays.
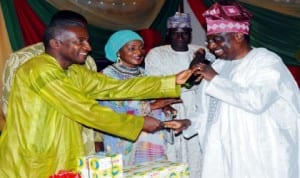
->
[[97, 152, 123, 178], [123, 160, 189, 178], [77, 155, 112, 178], [77, 156, 90, 178], [77, 153, 123, 178]]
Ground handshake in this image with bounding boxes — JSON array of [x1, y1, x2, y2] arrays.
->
[[174, 48, 213, 88], [142, 115, 191, 134], [141, 49, 212, 135], [142, 98, 191, 134]]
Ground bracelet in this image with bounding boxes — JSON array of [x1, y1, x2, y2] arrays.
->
[[159, 121, 165, 128]]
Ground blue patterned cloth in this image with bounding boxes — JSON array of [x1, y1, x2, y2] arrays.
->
[[99, 63, 167, 166]]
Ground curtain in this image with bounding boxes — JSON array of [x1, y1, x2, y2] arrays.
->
[[1, 0, 24, 51], [46, 0, 166, 31], [2, 0, 179, 59], [150, 0, 180, 40], [187, 0, 207, 27], [13, 0, 45, 46]]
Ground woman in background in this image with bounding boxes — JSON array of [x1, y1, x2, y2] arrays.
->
[[99, 30, 190, 166]]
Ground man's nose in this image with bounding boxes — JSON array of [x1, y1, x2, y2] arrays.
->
[[83, 42, 92, 51]]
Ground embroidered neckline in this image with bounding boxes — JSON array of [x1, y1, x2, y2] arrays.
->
[[111, 63, 143, 76]]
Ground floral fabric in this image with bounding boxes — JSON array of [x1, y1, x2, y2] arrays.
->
[[99, 63, 168, 166]]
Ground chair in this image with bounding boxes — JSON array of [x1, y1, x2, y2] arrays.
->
[[1, 42, 101, 154]]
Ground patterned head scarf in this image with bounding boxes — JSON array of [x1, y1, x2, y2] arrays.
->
[[105, 30, 144, 62], [202, 1, 252, 35], [167, 12, 191, 29]]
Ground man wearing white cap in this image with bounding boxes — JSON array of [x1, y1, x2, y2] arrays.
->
[[183, 1, 300, 178], [145, 12, 214, 178]]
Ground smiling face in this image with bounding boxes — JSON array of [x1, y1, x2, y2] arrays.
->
[[52, 26, 92, 68], [206, 32, 239, 60], [118, 40, 145, 68], [206, 32, 251, 61]]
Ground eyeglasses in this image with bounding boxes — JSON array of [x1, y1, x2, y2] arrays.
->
[[205, 32, 235, 45]]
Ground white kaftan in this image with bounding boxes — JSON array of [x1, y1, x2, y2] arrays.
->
[[184, 47, 300, 178], [145, 44, 214, 178]]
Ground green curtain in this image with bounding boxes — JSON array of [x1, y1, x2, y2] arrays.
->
[[203, 0, 300, 66], [1, 0, 24, 51], [150, 0, 180, 41], [5, 0, 179, 59], [244, 4, 300, 66], [26, 0, 56, 24]]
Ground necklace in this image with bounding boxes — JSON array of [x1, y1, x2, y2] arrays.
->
[[111, 63, 144, 77]]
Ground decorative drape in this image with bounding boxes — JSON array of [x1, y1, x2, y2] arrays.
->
[[1, 0, 24, 51], [13, 0, 45, 46], [46, 0, 166, 30], [241, 0, 300, 18], [1, 0, 179, 59], [187, 0, 207, 27]]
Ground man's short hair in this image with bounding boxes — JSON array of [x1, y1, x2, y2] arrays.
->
[[43, 10, 88, 48]]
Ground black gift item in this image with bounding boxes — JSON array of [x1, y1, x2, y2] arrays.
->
[[184, 49, 211, 89]]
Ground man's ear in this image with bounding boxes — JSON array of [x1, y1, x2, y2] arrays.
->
[[49, 39, 61, 48]]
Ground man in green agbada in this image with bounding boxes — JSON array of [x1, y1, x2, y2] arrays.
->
[[0, 10, 194, 177]]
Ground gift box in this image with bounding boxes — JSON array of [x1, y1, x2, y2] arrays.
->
[[77, 156, 89, 178], [77, 153, 123, 178], [77, 155, 112, 178], [89, 155, 112, 178], [97, 152, 123, 178], [123, 160, 190, 178]]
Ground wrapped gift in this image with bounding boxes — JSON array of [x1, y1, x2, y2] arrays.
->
[[77, 156, 89, 178], [123, 160, 190, 178], [77, 153, 123, 178], [89, 155, 112, 178], [77, 155, 112, 178], [97, 152, 123, 178]]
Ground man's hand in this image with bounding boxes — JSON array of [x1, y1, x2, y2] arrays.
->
[[142, 116, 164, 133], [163, 119, 191, 134], [175, 69, 193, 85], [150, 98, 182, 110], [163, 105, 178, 117], [192, 63, 217, 81], [175, 63, 208, 85]]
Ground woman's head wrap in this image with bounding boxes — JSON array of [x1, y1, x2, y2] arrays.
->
[[167, 12, 191, 29], [202, 1, 252, 35], [105, 30, 144, 62]]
